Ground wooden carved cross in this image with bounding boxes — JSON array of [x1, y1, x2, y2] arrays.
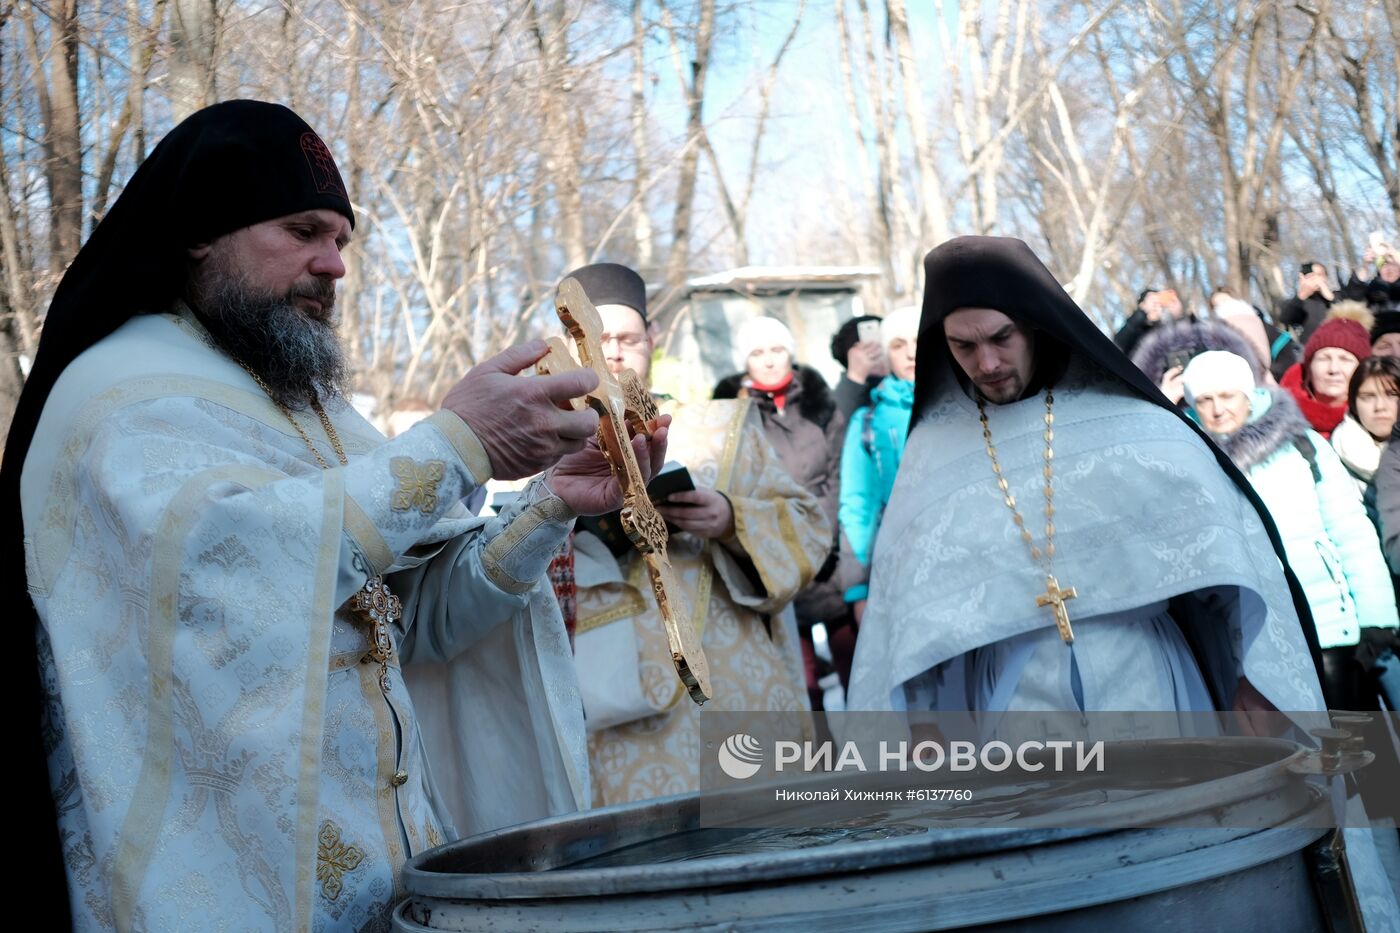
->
[[536, 277, 713, 704]]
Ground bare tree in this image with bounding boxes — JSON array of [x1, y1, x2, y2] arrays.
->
[[630, 0, 656, 273], [659, 0, 715, 289], [168, 0, 223, 119], [1159, 0, 1326, 298], [1321, 2, 1400, 228], [19, 0, 82, 265], [887, 0, 949, 245], [531, 0, 587, 271], [92, 0, 169, 222], [0, 120, 33, 428], [842, 0, 919, 298], [692, 0, 809, 267], [2, 0, 1396, 436]]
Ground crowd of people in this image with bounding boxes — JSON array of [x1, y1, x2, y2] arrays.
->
[[1111, 252, 1400, 713], [710, 244, 1399, 717], [9, 100, 1398, 930]]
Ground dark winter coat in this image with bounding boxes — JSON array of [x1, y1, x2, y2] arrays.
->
[[1112, 307, 1161, 357], [1379, 422, 1400, 576], [1263, 319, 1302, 382], [834, 373, 883, 419], [1341, 272, 1400, 315], [1278, 294, 1332, 342], [714, 365, 846, 623]]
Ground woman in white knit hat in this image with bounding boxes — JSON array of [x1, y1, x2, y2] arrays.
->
[[730, 316, 799, 389], [1181, 350, 1398, 709], [714, 315, 846, 708]]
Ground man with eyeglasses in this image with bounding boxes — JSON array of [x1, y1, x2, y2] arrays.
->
[[530, 262, 831, 803]]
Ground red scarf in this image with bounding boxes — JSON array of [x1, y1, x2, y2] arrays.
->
[[747, 371, 795, 413], [1280, 363, 1346, 439]]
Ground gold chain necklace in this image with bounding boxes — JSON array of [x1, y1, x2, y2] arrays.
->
[[237, 362, 400, 692], [977, 389, 1078, 643]]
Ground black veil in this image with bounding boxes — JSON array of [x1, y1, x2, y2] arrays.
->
[[3, 100, 353, 924], [912, 236, 1322, 685]]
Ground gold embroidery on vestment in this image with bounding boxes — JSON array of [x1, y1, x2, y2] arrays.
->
[[482, 490, 575, 595], [296, 474, 345, 924], [776, 507, 813, 587], [361, 662, 406, 902], [390, 457, 446, 514], [691, 400, 749, 640], [575, 592, 648, 635], [112, 465, 281, 932], [343, 496, 393, 574], [316, 820, 366, 901], [425, 409, 494, 484]]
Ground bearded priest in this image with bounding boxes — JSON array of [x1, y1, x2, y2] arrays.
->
[[6, 101, 667, 931]]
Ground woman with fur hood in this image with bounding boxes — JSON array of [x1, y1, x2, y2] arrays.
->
[[1181, 350, 1398, 708], [714, 316, 846, 707], [1130, 315, 1270, 404]]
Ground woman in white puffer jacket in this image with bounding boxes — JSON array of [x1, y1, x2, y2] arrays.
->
[[1182, 350, 1398, 709]]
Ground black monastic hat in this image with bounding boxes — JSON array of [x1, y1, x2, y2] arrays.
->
[[565, 262, 648, 322], [3, 99, 355, 927], [912, 235, 1321, 672]]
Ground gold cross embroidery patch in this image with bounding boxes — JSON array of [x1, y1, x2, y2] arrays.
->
[[317, 820, 366, 902], [391, 457, 446, 514]]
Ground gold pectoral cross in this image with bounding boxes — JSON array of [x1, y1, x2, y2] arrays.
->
[[536, 277, 713, 705], [1035, 574, 1078, 644], [353, 576, 401, 692]]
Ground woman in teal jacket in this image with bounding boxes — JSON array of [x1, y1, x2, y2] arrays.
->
[[839, 307, 918, 616], [1183, 351, 1399, 708]]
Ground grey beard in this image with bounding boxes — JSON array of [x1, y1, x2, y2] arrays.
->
[[192, 275, 346, 412]]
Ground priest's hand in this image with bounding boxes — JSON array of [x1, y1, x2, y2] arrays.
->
[[547, 415, 671, 516], [657, 487, 736, 540], [1230, 676, 1277, 737], [441, 341, 601, 481]]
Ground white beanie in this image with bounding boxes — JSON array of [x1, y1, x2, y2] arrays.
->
[[734, 316, 797, 371], [1181, 350, 1256, 406], [880, 305, 920, 356]]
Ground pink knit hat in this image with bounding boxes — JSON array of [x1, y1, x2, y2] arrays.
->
[[1215, 298, 1274, 384]]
